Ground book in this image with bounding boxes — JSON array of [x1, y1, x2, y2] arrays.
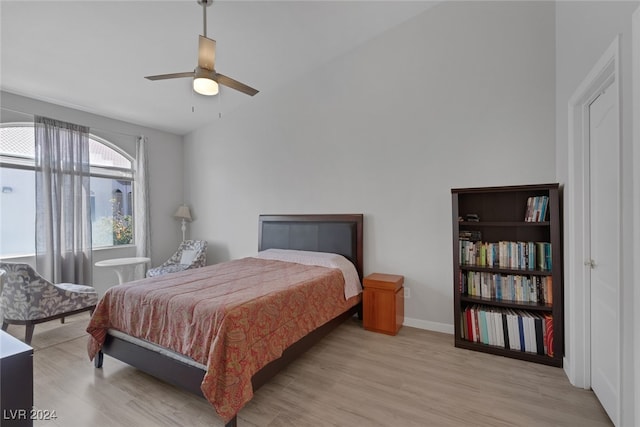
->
[[472, 306, 479, 343], [485, 309, 494, 346], [481, 274, 489, 299], [528, 314, 537, 354], [524, 195, 550, 222], [536, 242, 552, 270], [539, 196, 549, 221], [466, 307, 473, 340], [507, 309, 520, 351], [501, 312, 510, 350], [465, 213, 480, 222], [544, 313, 554, 357], [525, 197, 534, 222], [527, 241, 536, 269], [487, 309, 500, 346], [533, 313, 545, 356], [459, 230, 482, 241], [494, 310, 504, 348], [519, 311, 532, 353], [546, 276, 553, 305], [480, 309, 489, 345], [517, 314, 525, 352], [460, 310, 467, 340], [545, 244, 552, 270]]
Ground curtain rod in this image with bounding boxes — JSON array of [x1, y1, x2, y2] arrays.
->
[[0, 105, 143, 140]]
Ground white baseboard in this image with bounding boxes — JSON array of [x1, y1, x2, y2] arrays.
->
[[403, 317, 454, 335]]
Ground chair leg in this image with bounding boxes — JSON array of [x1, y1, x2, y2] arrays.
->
[[61, 317, 65, 324], [1, 321, 7, 331], [24, 323, 35, 345]]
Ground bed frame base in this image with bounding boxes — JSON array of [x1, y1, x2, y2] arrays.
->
[[95, 304, 360, 426]]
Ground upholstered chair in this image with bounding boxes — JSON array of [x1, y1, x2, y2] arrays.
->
[[146, 239, 208, 278], [0, 262, 98, 344]]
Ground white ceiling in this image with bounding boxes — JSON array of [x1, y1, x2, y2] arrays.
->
[[1, 0, 436, 135]]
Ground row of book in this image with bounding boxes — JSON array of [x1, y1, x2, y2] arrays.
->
[[461, 305, 554, 357], [460, 271, 553, 304], [459, 240, 552, 271], [525, 195, 549, 222]]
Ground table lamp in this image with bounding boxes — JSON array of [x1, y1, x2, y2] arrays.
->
[[173, 205, 192, 241]]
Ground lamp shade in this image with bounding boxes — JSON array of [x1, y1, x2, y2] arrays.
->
[[173, 205, 192, 222]]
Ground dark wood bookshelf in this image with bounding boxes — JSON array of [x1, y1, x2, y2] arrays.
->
[[452, 183, 563, 367]]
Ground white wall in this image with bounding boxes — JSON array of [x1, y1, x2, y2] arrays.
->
[[555, 1, 639, 425], [1, 91, 185, 294], [183, 1, 556, 331], [633, 8, 640, 425]]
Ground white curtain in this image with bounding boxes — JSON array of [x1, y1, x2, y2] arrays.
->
[[134, 135, 151, 261], [34, 116, 92, 284]]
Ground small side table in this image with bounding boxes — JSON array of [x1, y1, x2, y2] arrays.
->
[[95, 257, 151, 284], [363, 273, 404, 336]]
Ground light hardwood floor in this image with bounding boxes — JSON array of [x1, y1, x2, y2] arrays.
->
[[8, 313, 612, 427]]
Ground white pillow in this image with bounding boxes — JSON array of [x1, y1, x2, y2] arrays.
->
[[254, 249, 362, 300], [179, 249, 198, 265]]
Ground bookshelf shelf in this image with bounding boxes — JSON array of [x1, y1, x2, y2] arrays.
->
[[459, 221, 551, 227], [460, 264, 552, 276], [455, 339, 560, 367], [460, 295, 553, 312], [452, 183, 563, 367]]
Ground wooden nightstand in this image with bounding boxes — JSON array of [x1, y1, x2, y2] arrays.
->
[[363, 273, 404, 335]]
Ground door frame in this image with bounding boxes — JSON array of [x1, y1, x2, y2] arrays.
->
[[566, 35, 621, 399]]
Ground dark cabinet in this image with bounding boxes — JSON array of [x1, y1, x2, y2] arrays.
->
[[1, 331, 33, 427]]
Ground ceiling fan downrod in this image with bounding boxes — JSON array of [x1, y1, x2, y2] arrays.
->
[[198, 0, 213, 38]]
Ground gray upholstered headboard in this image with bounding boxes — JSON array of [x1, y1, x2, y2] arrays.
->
[[258, 214, 364, 280]]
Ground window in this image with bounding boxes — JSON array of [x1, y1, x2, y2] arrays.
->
[[0, 123, 135, 257]]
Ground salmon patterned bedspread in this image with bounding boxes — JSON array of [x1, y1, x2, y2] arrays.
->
[[86, 257, 359, 422]]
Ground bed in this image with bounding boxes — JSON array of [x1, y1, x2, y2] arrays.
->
[[87, 214, 363, 427]]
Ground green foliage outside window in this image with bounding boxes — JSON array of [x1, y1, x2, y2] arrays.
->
[[93, 200, 133, 246]]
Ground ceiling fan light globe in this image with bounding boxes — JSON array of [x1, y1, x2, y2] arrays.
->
[[193, 77, 219, 96]]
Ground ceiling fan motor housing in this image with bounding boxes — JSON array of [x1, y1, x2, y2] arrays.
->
[[194, 66, 216, 81]]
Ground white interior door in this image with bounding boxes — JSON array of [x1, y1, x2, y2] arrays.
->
[[588, 83, 620, 425]]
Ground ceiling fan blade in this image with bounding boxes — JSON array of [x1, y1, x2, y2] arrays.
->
[[198, 36, 216, 71], [217, 74, 259, 96], [145, 72, 195, 81]]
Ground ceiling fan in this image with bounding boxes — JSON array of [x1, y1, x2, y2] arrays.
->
[[145, 0, 258, 97]]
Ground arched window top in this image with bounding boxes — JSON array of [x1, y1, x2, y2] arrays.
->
[[0, 122, 132, 169], [89, 134, 132, 169]]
